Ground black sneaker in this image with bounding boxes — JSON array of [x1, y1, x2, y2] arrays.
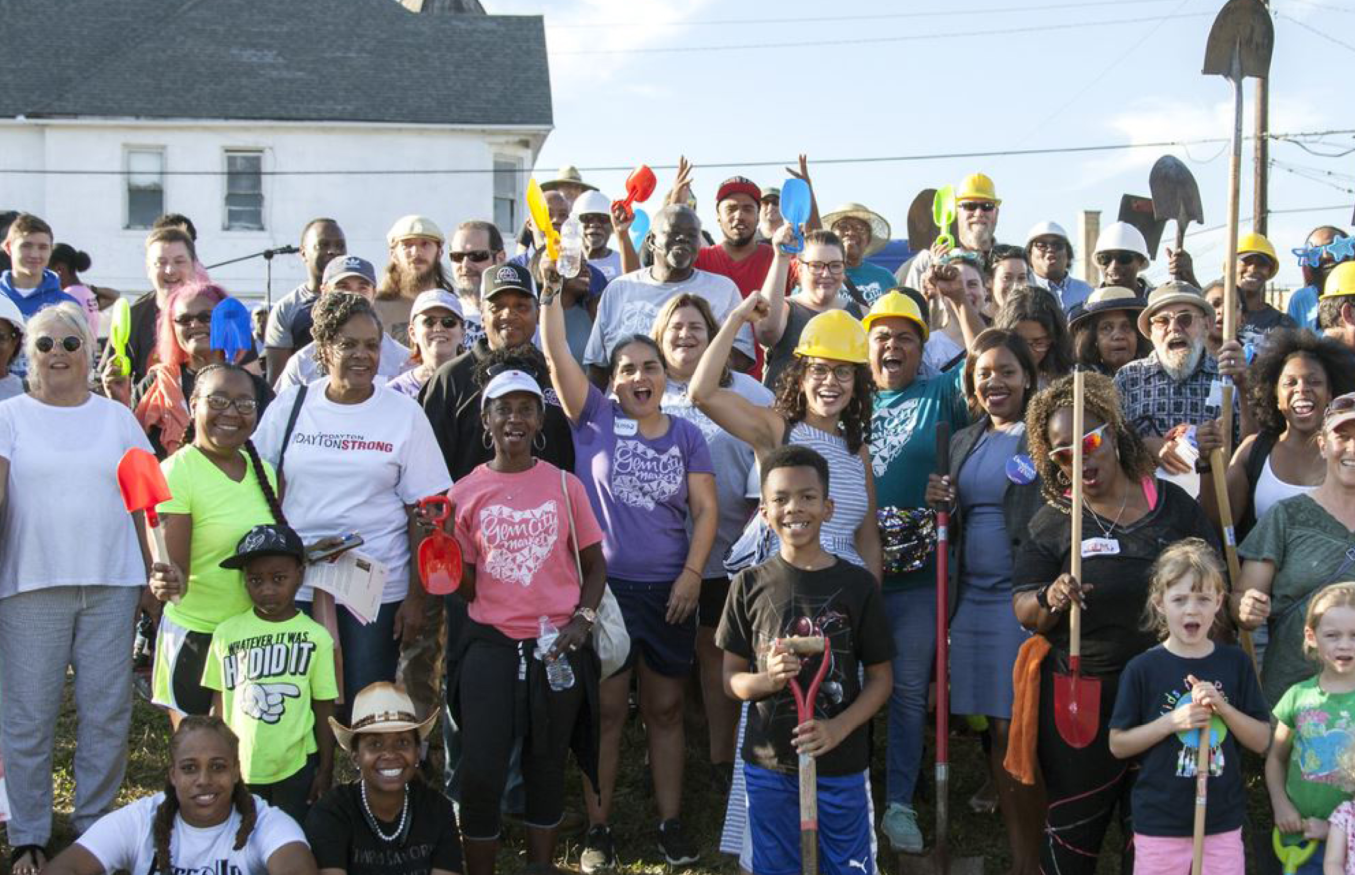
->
[[580, 824, 616, 873], [657, 819, 699, 866]]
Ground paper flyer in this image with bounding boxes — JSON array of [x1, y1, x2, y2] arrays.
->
[[305, 550, 386, 625]]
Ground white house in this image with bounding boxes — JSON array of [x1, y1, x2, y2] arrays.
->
[[0, 0, 552, 302]]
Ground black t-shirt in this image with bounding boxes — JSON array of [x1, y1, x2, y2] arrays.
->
[[716, 553, 894, 777], [1013, 480, 1219, 676], [1109, 643, 1267, 836], [305, 781, 462, 875]]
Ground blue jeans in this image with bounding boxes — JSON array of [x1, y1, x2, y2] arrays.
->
[[884, 587, 936, 807], [301, 599, 400, 724]]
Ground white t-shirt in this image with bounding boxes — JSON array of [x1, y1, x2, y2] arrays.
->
[[254, 380, 453, 603], [273, 335, 412, 392], [0, 394, 152, 598], [77, 792, 306, 875], [583, 267, 755, 367], [588, 250, 623, 283]]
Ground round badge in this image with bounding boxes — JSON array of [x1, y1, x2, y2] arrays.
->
[[1006, 454, 1037, 485]]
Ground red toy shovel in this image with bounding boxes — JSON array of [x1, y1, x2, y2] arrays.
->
[[612, 165, 656, 220], [117, 448, 178, 604], [418, 496, 462, 596]]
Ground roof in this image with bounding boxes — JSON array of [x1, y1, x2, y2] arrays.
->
[[0, 0, 551, 127]]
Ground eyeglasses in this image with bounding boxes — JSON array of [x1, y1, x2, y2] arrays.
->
[[1047, 423, 1108, 466], [800, 260, 846, 275], [35, 335, 83, 353], [1096, 252, 1140, 267], [173, 310, 214, 327], [449, 250, 494, 264], [1149, 311, 1196, 331], [1030, 239, 1066, 253], [201, 395, 258, 414], [1293, 237, 1355, 268], [420, 315, 462, 329], [805, 362, 857, 383], [959, 201, 996, 213], [1024, 336, 1052, 352]]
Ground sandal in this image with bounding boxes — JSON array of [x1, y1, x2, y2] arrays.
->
[[9, 845, 47, 875]]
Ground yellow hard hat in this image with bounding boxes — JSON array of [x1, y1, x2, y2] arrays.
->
[[1232, 232, 1279, 278], [955, 173, 1001, 205], [1323, 261, 1355, 299], [862, 290, 929, 342], [794, 309, 869, 364]]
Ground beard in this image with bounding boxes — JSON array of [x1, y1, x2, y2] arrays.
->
[[391, 263, 440, 297], [959, 223, 995, 251], [1160, 336, 1205, 381]]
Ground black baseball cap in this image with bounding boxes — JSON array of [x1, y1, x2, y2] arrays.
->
[[220, 524, 307, 570], [481, 263, 536, 301]]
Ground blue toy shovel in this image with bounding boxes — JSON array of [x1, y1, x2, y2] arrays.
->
[[210, 298, 253, 363], [629, 208, 651, 252], [778, 178, 811, 255]]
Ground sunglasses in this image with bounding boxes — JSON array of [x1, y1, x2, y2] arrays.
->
[[1096, 251, 1140, 267], [449, 250, 493, 264], [1030, 239, 1067, 253], [1325, 392, 1355, 424], [173, 310, 214, 327], [805, 362, 857, 383], [959, 201, 996, 213], [201, 395, 258, 414], [1149, 311, 1196, 331], [420, 315, 462, 329], [35, 335, 83, 353], [1293, 237, 1355, 269], [1047, 423, 1108, 466]]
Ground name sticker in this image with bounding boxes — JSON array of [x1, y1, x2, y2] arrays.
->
[[1207, 379, 1224, 408], [613, 417, 638, 437], [1082, 537, 1121, 557], [1006, 454, 1037, 485]]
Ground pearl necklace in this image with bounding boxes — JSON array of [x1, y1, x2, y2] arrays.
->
[[360, 780, 409, 843]]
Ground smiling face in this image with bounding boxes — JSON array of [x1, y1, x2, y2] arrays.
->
[[611, 340, 666, 419], [650, 209, 702, 273], [1237, 254, 1275, 294], [798, 241, 846, 300], [1308, 605, 1355, 677], [485, 391, 543, 458], [482, 290, 538, 350], [147, 240, 196, 298], [660, 304, 710, 379], [1156, 575, 1222, 648], [869, 317, 923, 391], [1047, 408, 1119, 499], [799, 356, 857, 419], [717, 194, 758, 248], [30, 326, 88, 391], [169, 728, 240, 828], [323, 313, 382, 391], [3, 230, 51, 282], [1094, 310, 1139, 372], [1148, 302, 1207, 380], [1320, 419, 1355, 489], [973, 345, 1029, 423], [760, 464, 833, 547], [1097, 250, 1144, 287], [991, 257, 1028, 309], [354, 730, 420, 794], [1014, 319, 1051, 367], [580, 212, 612, 254], [192, 368, 257, 454], [832, 217, 873, 267], [410, 307, 463, 367], [1277, 354, 1329, 435], [244, 554, 303, 619], [173, 290, 218, 363], [955, 263, 987, 312]]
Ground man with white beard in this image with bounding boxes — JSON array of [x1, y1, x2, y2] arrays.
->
[[900, 173, 1001, 289], [1113, 282, 1250, 473]]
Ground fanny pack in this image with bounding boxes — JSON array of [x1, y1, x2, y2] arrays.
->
[[878, 505, 936, 575]]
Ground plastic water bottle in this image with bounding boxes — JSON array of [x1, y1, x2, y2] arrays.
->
[[558, 217, 584, 279], [535, 615, 576, 691]]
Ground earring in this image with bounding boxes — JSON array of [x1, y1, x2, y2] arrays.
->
[[533, 431, 547, 452], [482, 430, 493, 450]]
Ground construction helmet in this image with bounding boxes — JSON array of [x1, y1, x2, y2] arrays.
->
[[794, 309, 869, 364], [1025, 221, 1071, 248], [1323, 261, 1355, 299], [955, 173, 1001, 205], [571, 190, 612, 219], [1232, 232, 1279, 278], [862, 290, 929, 342], [1093, 222, 1150, 262]]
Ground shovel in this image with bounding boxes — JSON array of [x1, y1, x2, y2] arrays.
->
[[1272, 828, 1319, 874], [628, 208, 651, 253], [117, 448, 178, 604], [1149, 156, 1205, 273], [417, 495, 462, 596], [108, 297, 132, 378], [1117, 194, 1168, 262], [778, 178, 811, 255], [907, 188, 940, 255], [611, 165, 656, 221], [781, 634, 831, 875], [932, 186, 957, 252], [1206, 448, 1257, 664], [210, 297, 254, 364], [1204, 0, 1274, 458], [1053, 370, 1100, 748], [1188, 694, 1215, 875], [526, 178, 561, 260]]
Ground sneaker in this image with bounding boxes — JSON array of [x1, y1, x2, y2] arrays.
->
[[881, 802, 924, 854], [657, 819, 699, 866], [580, 825, 617, 873]]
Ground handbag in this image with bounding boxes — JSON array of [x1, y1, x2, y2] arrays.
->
[[560, 468, 630, 678]]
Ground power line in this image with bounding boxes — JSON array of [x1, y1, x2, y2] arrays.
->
[[1272, 161, 1355, 195], [1184, 204, 1353, 237], [1278, 10, 1355, 53]]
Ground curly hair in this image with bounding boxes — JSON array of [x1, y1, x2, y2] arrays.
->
[[190, 363, 286, 525], [772, 356, 873, 453], [1072, 310, 1151, 373], [962, 328, 1039, 419], [1247, 328, 1355, 436], [156, 283, 231, 368], [310, 291, 383, 373], [155, 717, 256, 874], [995, 286, 1074, 379], [1024, 371, 1156, 508]]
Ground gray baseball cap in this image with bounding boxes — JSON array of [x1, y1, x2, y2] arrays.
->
[[322, 255, 377, 287]]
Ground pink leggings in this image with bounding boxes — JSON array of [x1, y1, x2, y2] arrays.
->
[[1133, 828, 1245, 874]]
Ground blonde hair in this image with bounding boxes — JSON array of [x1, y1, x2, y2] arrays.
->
[[1142, 538, 1226, 639], [25, 302, 95, 387], [1304, 582, 1355, 660]]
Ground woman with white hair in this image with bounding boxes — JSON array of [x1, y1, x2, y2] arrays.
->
[[0, 302, 154, 875]]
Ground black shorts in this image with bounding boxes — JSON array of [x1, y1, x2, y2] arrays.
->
[[151, 614, 214, 716], [698, 576, 733, 630], [612, 577, 697, 678]]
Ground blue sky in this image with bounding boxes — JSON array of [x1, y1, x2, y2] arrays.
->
[[492, 0, 1353, 289]]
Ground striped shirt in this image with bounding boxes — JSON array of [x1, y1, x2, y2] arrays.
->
[[781, 421, 869, 569]]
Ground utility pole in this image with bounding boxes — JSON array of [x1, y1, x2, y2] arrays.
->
[[1254, 0, 1271, 236]]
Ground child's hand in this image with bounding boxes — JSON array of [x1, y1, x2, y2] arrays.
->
[[1274, 797, 1305, 835], [793, 718, 845, 758], [1305, 817, 1331, 840], [1187, 674, 1224, 712], [764, 640, 801, 692], [1163, 703, 1212, 733]]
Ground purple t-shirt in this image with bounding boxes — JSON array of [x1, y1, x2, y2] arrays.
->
[[571, 384, 713, 582]]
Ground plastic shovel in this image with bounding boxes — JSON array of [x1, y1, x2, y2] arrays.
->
[[526, 178, 560, 260], [629, 208, 651, 252], [210, 297, 253, 364], [778, 178, 811, 255], [117, 448, 178, 604], [932, 185, 957, 251], [1272, 829, 1319, 874], [611, 165, 656, 221], [417, 496, 462, 596], [1053, 370, 1101, 748], [108, 297, 132, 377]]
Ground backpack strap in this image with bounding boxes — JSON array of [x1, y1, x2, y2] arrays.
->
[[276, 383, 308, 479]]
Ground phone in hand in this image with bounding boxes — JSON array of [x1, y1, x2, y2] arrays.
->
[[307, 533, 364, 564]]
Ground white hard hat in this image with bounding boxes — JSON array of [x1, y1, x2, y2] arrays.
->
[[1025, 221, 1071, 247], [0, 295, 23, 334], [1094, 221, 1150, 262], [571, 190, 612, 219]]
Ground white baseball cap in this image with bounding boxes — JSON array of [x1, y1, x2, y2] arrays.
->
[[410, 289, 463, 321], [481, 368, 544, 409]]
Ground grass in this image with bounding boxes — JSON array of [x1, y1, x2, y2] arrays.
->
[[8, 681, 1282, 875]]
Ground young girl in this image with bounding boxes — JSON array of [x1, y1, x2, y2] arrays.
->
[[1327, 743, 1355, 874], [1269, 582, 1355, 873], [1108, 538, 1270, 874], [202, 524, 338, 824]]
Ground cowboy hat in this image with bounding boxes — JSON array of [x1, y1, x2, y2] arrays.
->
[[329, 682, 438, 752], [822, 202, 892, 258]]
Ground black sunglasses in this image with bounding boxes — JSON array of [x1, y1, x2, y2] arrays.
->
[[1096, 252, 1139, 267], [173, 310, 214, 327], [420, 315, 462, 329], [449, 250, 494, 263], [960, 201, 996, 213], [36, 335, 83, 353]]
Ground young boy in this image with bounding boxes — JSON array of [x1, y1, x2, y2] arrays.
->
[[718, 445, 894, 875], [202, 523, 338, 823], [1, 213, 79, 377]]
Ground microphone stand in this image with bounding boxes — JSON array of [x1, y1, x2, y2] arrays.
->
[[204, 245, 299, 308]]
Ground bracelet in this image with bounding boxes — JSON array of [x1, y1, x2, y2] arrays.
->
[[682, 565, 702, 579], [1036, 586, 1052, 611]]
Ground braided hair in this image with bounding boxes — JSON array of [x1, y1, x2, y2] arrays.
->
[[154, 717, 258, 874], [190, 364, 286, 525]]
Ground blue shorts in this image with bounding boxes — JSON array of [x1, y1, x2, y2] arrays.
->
[[744, 763, 875, 875], [611, 577, 696, 678]]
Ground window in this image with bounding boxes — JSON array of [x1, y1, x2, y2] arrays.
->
[[125, 148, 164, 229], [225, 150, 264, 230], [493, 157, 521, 235]]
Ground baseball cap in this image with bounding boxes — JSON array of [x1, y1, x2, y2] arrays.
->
[[481, 368, 545, 409], [322, 255, 377, 287], [716, 176, 761, 205], [761, 186, 781, 202], [410, 289, 464, 321], [386, 215, 444, 247], [481, 263, 535, 301], [219, 524, 307, 570]]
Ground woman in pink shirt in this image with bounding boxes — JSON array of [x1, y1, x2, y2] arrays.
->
[[48, 244, 102, 339]]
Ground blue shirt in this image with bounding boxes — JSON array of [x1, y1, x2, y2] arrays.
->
[[1287, 284, 1320, 331], [845, 261, 901, 305], [1031, 273, 1094, 313], [0, 269, 80, 377]]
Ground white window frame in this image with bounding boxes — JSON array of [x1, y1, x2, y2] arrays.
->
[[124, 146, 165, 230], [223, 148, 266, 231], [493, 154, 524, 239]]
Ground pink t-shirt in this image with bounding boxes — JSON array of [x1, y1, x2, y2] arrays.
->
[[451, 460, 604, 640], [64, 283, 101, 337]]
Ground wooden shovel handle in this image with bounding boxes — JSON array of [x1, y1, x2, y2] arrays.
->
[[1191, 733, 1210, 875], [1209, 449, 1257, 665], [1070, 370, 1085, 659]]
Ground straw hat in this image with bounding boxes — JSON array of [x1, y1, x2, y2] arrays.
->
[[540, 165, 597, 193], [822, 202, 892, 257], [1067, 286, 1146, 331], [329, 682, 438, 752]]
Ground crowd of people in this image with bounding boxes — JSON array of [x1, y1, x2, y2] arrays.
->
[[2, 159, 1355, 875]]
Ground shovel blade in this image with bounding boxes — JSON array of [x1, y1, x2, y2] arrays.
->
[[1118, 195, 1167, 261], [626, 165, 657, 204], [419, 532, 462, 596], [780, 178, 812, 227], [210, 298, 253, 363], [1203, 0, 1275, 79], [1149, 155, 1205, 228], [1052, 669, 1101, 749], [907, 189, 940, 254], [117, 448, 172, 515]]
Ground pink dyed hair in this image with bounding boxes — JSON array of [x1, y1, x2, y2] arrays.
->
[[156, 283, 231, 367]]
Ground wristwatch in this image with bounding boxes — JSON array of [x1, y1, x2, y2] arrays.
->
[[574, 606, 598, 626]]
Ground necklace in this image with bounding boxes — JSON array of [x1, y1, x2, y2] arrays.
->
[[359, 780, 409, 843], [1083, 486, 1129, 539]]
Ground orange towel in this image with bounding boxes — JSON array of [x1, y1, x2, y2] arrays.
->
[[1003, 634, 1051, 786], [134, 363, 190, 454]]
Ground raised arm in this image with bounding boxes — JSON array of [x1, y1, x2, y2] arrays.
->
[[754, 225, 798, 349], [927, 263, 985, 353], [537, 260, 591, 423], [690, 294, 784, 456], [611, 203, 641, 277]]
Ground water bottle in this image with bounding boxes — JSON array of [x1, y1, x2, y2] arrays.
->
[[558, 217, 584, 279], [535, 615, 575, 691]]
